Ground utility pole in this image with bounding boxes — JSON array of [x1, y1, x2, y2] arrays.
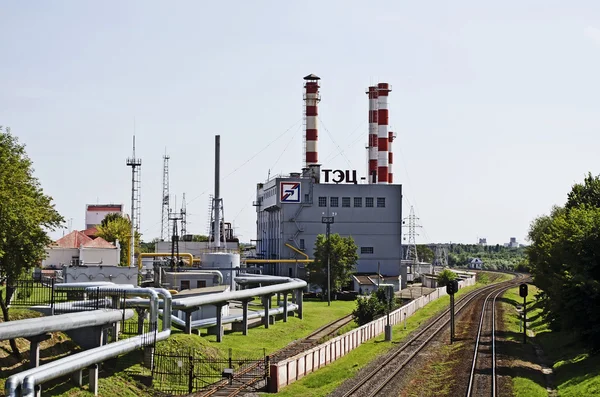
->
[[169, 211, 183, 270], [321, 206, 336, 307], [181, 193, 187, 237]]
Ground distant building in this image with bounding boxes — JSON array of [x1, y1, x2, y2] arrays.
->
[[468, 258, 483, 270], [478, 238, 487, 245], [85, 204, 123, 229], [504, 237, 519, 248], [43, 230, 121, 268]]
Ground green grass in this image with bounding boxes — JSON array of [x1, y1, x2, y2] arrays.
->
[[502, 286, 600, 397]]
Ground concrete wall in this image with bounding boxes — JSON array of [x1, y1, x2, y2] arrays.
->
[[43, 248, 79, 268], [268, 276, 476, 392], [80, 247, 120, 266], [256, 177, 404, 284], [63, 265, 139, 285]]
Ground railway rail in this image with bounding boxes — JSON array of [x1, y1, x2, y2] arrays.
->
[[466, 278, 529, 397], [192, 314, 355, 397], [335, 275, 525, 397]]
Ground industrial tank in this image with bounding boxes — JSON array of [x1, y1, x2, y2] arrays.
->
[[200, 252, 240, 290]]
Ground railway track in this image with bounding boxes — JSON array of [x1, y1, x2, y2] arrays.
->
[[466, 279, 529, 397], [335, 275, 525, 397], [192, 314, 355, 397]]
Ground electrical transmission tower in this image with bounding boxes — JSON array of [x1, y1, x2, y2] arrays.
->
[[126, 136, 142, 267], [160, 153, 170, 241], [433, 244, 449, 268], [402, 206, 422, 263], [181, 193, 187, 237]]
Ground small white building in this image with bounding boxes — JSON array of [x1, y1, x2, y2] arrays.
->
[[42, 230, 120, 268], [468, 258, 483, 270], [352, 274, 401, 294]]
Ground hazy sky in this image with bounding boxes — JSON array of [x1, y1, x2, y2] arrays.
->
[[2, 1, 599, 245]]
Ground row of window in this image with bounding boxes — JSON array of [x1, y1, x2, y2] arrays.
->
[[318, 197, 386, 208]]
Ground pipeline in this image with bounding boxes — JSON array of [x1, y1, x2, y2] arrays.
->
[[166, 303, 298, 330], [18, 330, 171, 397], [0, 309, 134, 341], [137, 252, 194, 269], [4, 287, 170, 396]]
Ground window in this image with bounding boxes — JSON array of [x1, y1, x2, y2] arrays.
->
[[299, 239, 305, 250], [365, 197, 374, 207], [342, 197, 351, 207], [330, 197, 339, 207], [361, 247, 374, 254], [180, 280, 190, 290], [354, 197, 362, 207], [304, 194, 309, 203], [318, 196, 327, 207], [377, 197, 386, 208], [289, 268, 293, 278], [196, 280, 206, 289]]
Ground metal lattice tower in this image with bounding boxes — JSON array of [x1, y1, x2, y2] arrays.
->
[[433, 244, 449, 268], [160, 153, 170, 241], [181, 193, 187, 237], [126, 135, 142, 267], [206, 194, 214, 236], [402, 206, 422, 263]]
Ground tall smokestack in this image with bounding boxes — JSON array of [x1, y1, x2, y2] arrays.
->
[[366, 86, 379, 183], [388, 131, 395, 183], [303, 74, 321, 168], [213, 135, 221, 248], [377, 83, 391, 184]]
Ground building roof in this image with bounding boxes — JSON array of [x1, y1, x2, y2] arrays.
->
[[81, 226, 98, 238], [352, 274, 384, 286], [83, 237, 116, 249], [53, 230, 93, 248], [86, 204, 123, 212]]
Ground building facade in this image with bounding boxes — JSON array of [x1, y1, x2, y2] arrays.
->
[[85, 204, 123, 229], [255, 168, 404, 285]]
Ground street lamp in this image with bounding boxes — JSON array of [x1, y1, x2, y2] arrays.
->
[[321, 211, 336, 306]]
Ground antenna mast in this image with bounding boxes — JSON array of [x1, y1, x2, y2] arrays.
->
[[181, 193, 187, 237], [160, 153, 170, 241], [126, 135, 142, 267]]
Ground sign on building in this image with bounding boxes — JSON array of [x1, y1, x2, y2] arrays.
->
[[280, 182, 301, 203]]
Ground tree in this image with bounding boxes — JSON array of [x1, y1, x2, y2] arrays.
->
[[352, 287, 398, 325], [95, 214, 140, 266], [307, 233, 358, 298], [0, 127, 64, 355], [528, 173, 600, 350], [436, 269, 457, 287], [416, 245, 434, 263], [191, 234, 209, 242]]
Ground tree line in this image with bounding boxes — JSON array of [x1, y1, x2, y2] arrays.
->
[[528, 172, 600, 350]]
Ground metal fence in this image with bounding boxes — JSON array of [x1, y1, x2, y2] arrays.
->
[[5, 277, 55, 307], [151, 348, 268, 395]]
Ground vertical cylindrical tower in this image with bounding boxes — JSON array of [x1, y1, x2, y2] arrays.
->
[[303, 74, 321, 168], [388, 131, 395, 183], [366, 86, 379, 183], [377, 83, 391, 184]]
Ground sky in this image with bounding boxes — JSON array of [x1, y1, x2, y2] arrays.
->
[[2, 1, 600, 246]]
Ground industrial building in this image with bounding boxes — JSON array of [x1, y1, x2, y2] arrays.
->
[[255, 75, 406, 288]]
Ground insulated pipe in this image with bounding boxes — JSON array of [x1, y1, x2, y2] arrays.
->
[[0, 309, 134, 341], [137, 252, 194, 270], [53, 282, 116, 289], [303, 74, 321, 167], [377, 83, 391, 184], [152, 287, 172, 331], [165, 270, 224, 284], [234, 276, 294, 285], [170, 279, 307, 310], [18, 330, 171, 397], [83, 287, 159, 327], [166, 303, 298, 330], [284, 243, 310, 260], [366, 86, 379, 183], [244, 259, 313, 263]]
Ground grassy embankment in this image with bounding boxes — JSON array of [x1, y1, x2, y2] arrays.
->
[[0, 299, 355, 396], [268, 271, 513, 397], [501, 286, 600, 397]]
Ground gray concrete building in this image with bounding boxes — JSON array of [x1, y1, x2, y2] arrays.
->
[[255, 166, 405, 287]]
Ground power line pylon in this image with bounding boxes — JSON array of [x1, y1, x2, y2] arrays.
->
[[160, 153, 170, 241], [126, 136, 142, 267], [402, 206, 422, 263]]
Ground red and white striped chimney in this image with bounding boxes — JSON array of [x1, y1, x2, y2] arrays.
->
[[377, 83, 391, 184], [303, 74, 321, 167], [388, 131, 395, 183], [366, 86, 378, 183]]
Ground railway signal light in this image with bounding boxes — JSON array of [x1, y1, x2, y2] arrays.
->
[[519, 283, 528, 298], [446, 280, 459, 295]]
